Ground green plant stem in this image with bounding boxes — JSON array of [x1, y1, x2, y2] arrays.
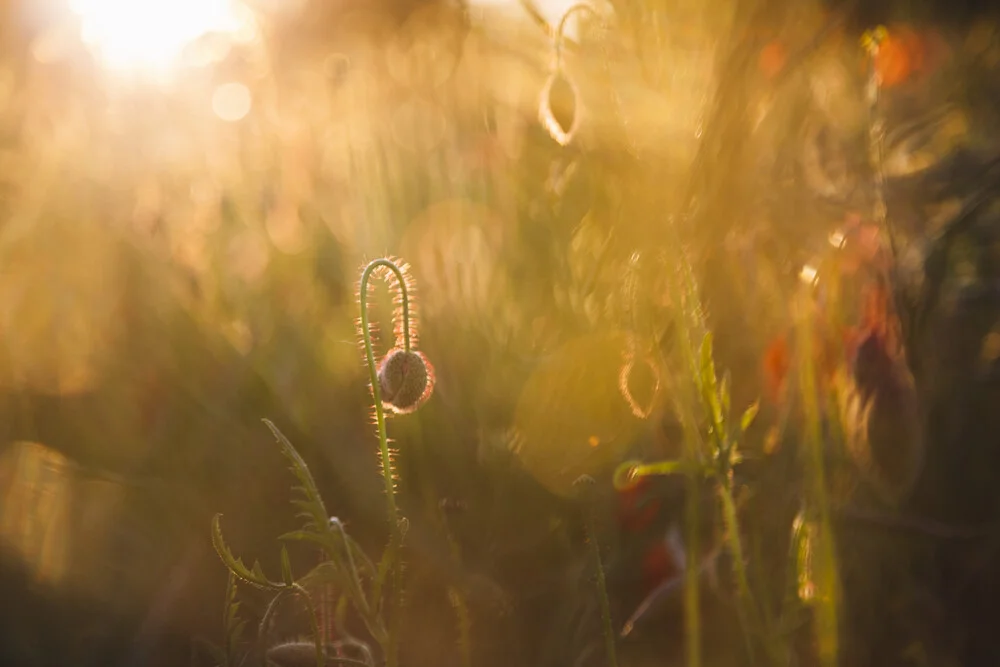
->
[[668, 246, 706, 667], [795, 296, 839, 667], [682, 473, 702, 667], [584, 510, 619, 667], [717, 474, 758, 666], [359, 258, 413, 667], [440, 507, 473, 667]]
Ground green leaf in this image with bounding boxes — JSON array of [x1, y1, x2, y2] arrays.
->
[[251, 560, 270, 583], [221, 571, 247, 667], [699, 331, 716, 392], [263, 419, 329, 534], [298, 559, 343, 590], [280, 529, 376, 580], [740, 400, 760, 434], [280, 545, 294, 586], [720, 370, 731, 425], [211, 514, 284, 591], [286, 534, 385, 645], [698, 332, 724, 431]]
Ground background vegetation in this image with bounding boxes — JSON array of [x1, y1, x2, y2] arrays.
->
[[0, 0, 999, 665]]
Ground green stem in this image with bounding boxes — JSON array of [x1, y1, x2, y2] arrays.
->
[[718, 475, 757, 666], [359, 258, 413, 667], [795, 295, 839, 667], [666, 244, 706, 667], [683, 473, 702, 667], [584, 510, 619, 667]]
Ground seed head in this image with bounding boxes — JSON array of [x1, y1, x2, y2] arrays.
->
[[377, 347, 435, 414]]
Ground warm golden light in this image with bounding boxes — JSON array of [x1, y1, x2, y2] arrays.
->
[[212, 81, 252, 121], [69, 0, 255, 72]]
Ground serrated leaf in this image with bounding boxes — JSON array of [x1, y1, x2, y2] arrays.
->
[[280, 545, 294, 586], [211, 514, 284, 591], [298, 560, 343, 589], [227, 620, 247, 655], [286, 533, 385, 645], [221, 571, 246, 667], [263, 419, 329, 534], [252, 560, 269, 582], [279, 529, 320, 543], [280, 529, 376, 580], [740, 400, 760, 433]]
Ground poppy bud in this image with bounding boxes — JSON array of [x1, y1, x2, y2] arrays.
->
[[539, 68, 580, 146], [377, 347, 435, 414], [266, 641, 323, 667], [619, 338, 661, 419]]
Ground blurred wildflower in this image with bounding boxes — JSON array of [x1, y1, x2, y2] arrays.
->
[[863, 24, 950, 90], [758, 40, 787, 80], [537, 3, 597, 146]]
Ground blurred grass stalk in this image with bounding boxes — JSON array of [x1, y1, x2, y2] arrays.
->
[[664, 230, 792, 667], [662, 238, 706, 667], [793, 289, 840, 667]]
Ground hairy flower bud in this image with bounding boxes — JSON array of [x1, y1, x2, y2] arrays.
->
[[377, 347, 435, 414], [266, 641, 321, 667]]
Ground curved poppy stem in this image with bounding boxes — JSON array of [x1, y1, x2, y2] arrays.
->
[[358, 258, 413, 667], [554, 3, 600, 68]]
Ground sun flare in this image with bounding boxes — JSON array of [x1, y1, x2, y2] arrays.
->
[[69, 0, 255, 72]]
